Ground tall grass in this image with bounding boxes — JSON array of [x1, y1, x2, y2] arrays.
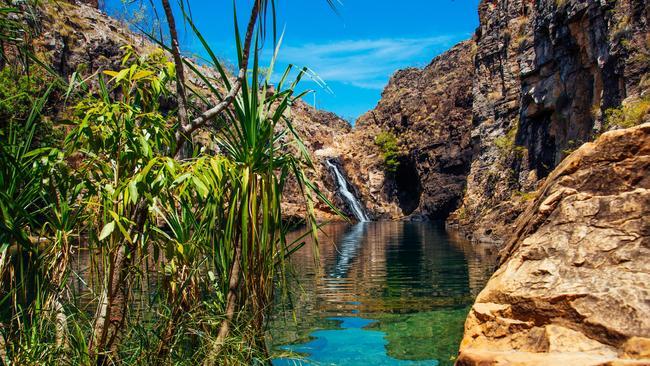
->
[[0, 1, 339, 364]]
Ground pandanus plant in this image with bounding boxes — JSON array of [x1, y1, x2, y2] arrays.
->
[[1, 0, 341, 364], [150, 8, 341, 361], [66, 7, 335, 364]]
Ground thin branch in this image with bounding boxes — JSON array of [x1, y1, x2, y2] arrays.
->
[[160, 0, 189, 139], [173, 0, 262, 156]]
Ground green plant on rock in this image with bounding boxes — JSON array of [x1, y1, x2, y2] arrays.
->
[[494, 126, 526, 161], [513, 190, 537, 202], [604, 96, 650, 130], [374, 131, 401, 173]]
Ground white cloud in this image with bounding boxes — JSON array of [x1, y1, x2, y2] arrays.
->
[[273, 36, 459, 90]]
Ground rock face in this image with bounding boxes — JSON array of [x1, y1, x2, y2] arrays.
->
[[280, 100, 353, 222], [337, 0, 648, 229], [449, 0, 650, 243], [335, 40, 476, 220], [37, 1, 145, 78], [457, 123, 650, 365]]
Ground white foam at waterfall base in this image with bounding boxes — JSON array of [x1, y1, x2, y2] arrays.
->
[[325, 160, 370, 222]]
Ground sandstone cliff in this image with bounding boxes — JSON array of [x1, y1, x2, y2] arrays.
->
[[457, 123, 650, 365], [332, 40, 476, 220], [331, 0, 648, 231], [449, 0, 650, 243]]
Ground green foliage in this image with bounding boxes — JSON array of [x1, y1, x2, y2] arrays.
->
[[513, 190, 537, 201], [1, 0, 342, 363], [1, 37, 336, 366], [0, 67, 62, 148], [604, 96, 650, 130], [374, 131, 401, 173], [494, 126, 526, 160]]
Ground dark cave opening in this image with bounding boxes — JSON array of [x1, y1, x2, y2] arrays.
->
[[394, 157, 422, 215]]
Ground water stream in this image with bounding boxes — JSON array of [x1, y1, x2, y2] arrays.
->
[[270, 222, 497, 366], [325, 159, 370, 222]]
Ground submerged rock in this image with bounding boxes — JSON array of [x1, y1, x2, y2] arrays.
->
[[457, 123, 650, 365]]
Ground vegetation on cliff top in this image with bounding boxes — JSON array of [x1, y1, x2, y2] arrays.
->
[[604, 95, 650, 130]]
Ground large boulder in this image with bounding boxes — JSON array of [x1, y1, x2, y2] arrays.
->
[[457, 123, 650, 365]]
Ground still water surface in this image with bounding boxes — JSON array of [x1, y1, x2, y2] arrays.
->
[[270, 222, 497, 366]]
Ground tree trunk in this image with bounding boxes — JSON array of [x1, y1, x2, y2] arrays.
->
[[89, 244, 130, 364], [89, 202, 147, 364], [203, 243, 242, 365]]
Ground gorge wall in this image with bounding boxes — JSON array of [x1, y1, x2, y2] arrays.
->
[[328, 0, 649, 244], [331, 40, 476, 221], [451, 0, 650, 243]]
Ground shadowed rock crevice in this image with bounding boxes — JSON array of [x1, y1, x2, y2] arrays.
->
[[393, 156, 422, 216]]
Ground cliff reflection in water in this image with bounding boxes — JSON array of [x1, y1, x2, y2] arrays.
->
[[270, 221, 497, 363]]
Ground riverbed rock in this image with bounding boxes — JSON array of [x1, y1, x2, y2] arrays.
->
[[456, 123, 650, 365]]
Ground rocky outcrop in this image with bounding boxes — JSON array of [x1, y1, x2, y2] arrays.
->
[[457, 123, 650, 365], [448, 0, 650, 243], [36, 1, 147, 78], [280, 101, 353, 222], [333, 40, 476, 220]]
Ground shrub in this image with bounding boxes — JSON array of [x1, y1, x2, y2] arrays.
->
[[604, 96, 650, 129], [374, 131, 401, 173], [494, 126, 526, 160], [0, 67, 62, 147], [513, 190, 537, 201], [0, 68, 46, 125]]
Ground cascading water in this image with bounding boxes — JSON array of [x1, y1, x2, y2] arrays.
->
[[325, 159, 370, 222]]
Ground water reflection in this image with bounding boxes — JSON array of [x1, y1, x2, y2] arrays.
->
[[270, 222, 497, 365], [328, 223, 368, 279]]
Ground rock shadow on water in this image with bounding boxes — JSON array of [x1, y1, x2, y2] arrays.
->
[[272, 316, 439, 366]]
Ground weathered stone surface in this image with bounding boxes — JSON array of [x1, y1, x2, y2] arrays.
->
[[335, 40, 476, 220], [457, 123, 650, 365], [449, 0, 650, 243], [280, 100, 353, 222], [37, 1, 145, 78]]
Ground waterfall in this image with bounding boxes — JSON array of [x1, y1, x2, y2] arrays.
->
[[325, 159, 370, 222]]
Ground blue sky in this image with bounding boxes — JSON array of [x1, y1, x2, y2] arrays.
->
[[106, 0, 480, 122]]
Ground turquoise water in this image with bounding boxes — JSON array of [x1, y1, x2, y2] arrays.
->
[[270, 222, 496, 366], [274, 317, 438, 366]]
